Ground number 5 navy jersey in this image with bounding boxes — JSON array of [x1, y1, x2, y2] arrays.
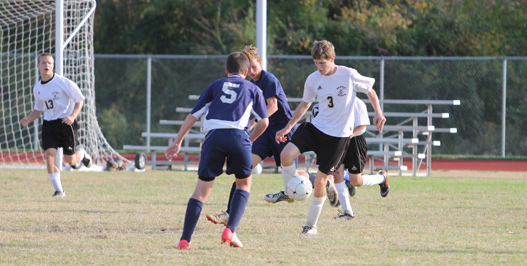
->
[[191, 74, 268, 133]]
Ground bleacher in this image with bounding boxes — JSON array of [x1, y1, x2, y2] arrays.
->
[[123, 95, 460, 176]]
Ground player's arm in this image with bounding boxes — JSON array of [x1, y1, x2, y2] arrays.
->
[[20, 110, 43, 127], [250, 117, 269, 142], [265, 96, 278, 117], [275, 101, 311, 143], [350, 125, 366, 138], [62, 100, 84, 125], [366, 89, 386, 132], [249, 96, 277, 131], [165, 114, 198, 159]]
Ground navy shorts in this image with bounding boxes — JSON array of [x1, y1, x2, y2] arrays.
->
[[41, 119, 78, 155], [252, 125, 296, 167], [341, 135, 367, 174], [290, 123, 349, 175], [198, 129, 252, 181]]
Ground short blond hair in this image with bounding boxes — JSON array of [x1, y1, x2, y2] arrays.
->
[[241, 45, 261, 63], [37, 53, 54, 64], [311, 40, 335, 60]]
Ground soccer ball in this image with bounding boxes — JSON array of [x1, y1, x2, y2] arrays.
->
[[286, 175, 313, 201], [252, 163, 263, 175]]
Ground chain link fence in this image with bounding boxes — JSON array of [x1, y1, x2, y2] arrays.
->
[[94, 55, 527, 157]]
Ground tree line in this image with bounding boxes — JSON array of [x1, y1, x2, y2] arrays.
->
[[94, 0, 527, 56]]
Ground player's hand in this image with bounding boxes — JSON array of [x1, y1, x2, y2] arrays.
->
[[62, 116, 74, 125], [373, 112, 386, 132], [20, 118, 30, 127], [275, 127, 290, 143], [165, 143, 181, 162]]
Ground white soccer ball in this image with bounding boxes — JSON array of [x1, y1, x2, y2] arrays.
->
[[286, 175, 313, 201], [252, 163, 263, 175]]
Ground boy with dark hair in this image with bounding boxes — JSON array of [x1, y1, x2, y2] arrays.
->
[[166, 52, 269, 249]]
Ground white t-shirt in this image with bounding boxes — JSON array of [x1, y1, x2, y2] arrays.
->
[[303, 66, 374, 137], [33, 74, 85, 121], [354, 98, 370, 136]]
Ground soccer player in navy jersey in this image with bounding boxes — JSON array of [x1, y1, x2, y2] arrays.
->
[[205, 45, 318, 225], [165, 52, 269, 249], [20, 53, 92, 198]]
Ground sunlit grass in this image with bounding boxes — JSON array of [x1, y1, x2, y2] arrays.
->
[[1, 169, 526, 265]]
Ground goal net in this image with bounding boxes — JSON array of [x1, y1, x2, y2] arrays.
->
[[0, 0, 127, 169]]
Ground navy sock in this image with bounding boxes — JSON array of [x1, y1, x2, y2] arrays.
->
[[180, 198, 203, 242], [226, 189, 250, 233], [225, 181, 237, 214]]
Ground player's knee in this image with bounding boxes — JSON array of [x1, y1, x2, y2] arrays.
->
[[280, 146, 299, 165], [333, 173, 344, 183], [349, 175, 363, 187]]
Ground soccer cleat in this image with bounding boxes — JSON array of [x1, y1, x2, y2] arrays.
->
[[221, 228, 243, 248], [264, 191, 294, 203], [206, 211, 229, 226], [301, 225, 317, 235], [77, 146, 92, 168], [326, 179, 339, 207], [177, 239, 190, 250], [334, 211, 356, 221], [345, 180, 356, 197], [51, 190, 65, 198], [379, 170, 390, 197], [82, 151, 92, 168]]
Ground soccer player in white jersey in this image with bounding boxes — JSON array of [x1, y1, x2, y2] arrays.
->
[[20, 53, 92, 198], [331, 98, 390, 221], [270, 40, 386, 235], [166, 52, 269, 250]]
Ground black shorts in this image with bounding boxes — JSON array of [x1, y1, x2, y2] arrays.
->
[[41, 119, 78, 155], [290, 123, 349, 175], [341, 135, 367, 174]]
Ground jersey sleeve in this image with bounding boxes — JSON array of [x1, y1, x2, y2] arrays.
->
[[261, 76, 280, 100], [350, 68, 375, 94], [190, 84, 213, 119], [63, 78, 85, 103], [301, 73, 317, 103]]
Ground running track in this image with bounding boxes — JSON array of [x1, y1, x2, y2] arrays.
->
[[3, 152, 525, 172], [121, 154, 527, 172]]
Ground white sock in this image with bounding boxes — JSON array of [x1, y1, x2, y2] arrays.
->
[[306, 196, 326, 227], [49, 172, 63, 192], [336, 182, 354, 216], [281, 164, 297, 191], [361, 173, 384, 186]]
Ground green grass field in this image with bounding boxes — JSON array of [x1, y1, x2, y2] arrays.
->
[[1, 169, 526, 265]]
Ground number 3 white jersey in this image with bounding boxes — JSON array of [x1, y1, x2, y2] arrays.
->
[[303, 66, 375, 137], [33, 74, 85, 121]]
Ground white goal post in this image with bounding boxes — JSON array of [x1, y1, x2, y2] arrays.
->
[[0, 0, 128, 169]]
